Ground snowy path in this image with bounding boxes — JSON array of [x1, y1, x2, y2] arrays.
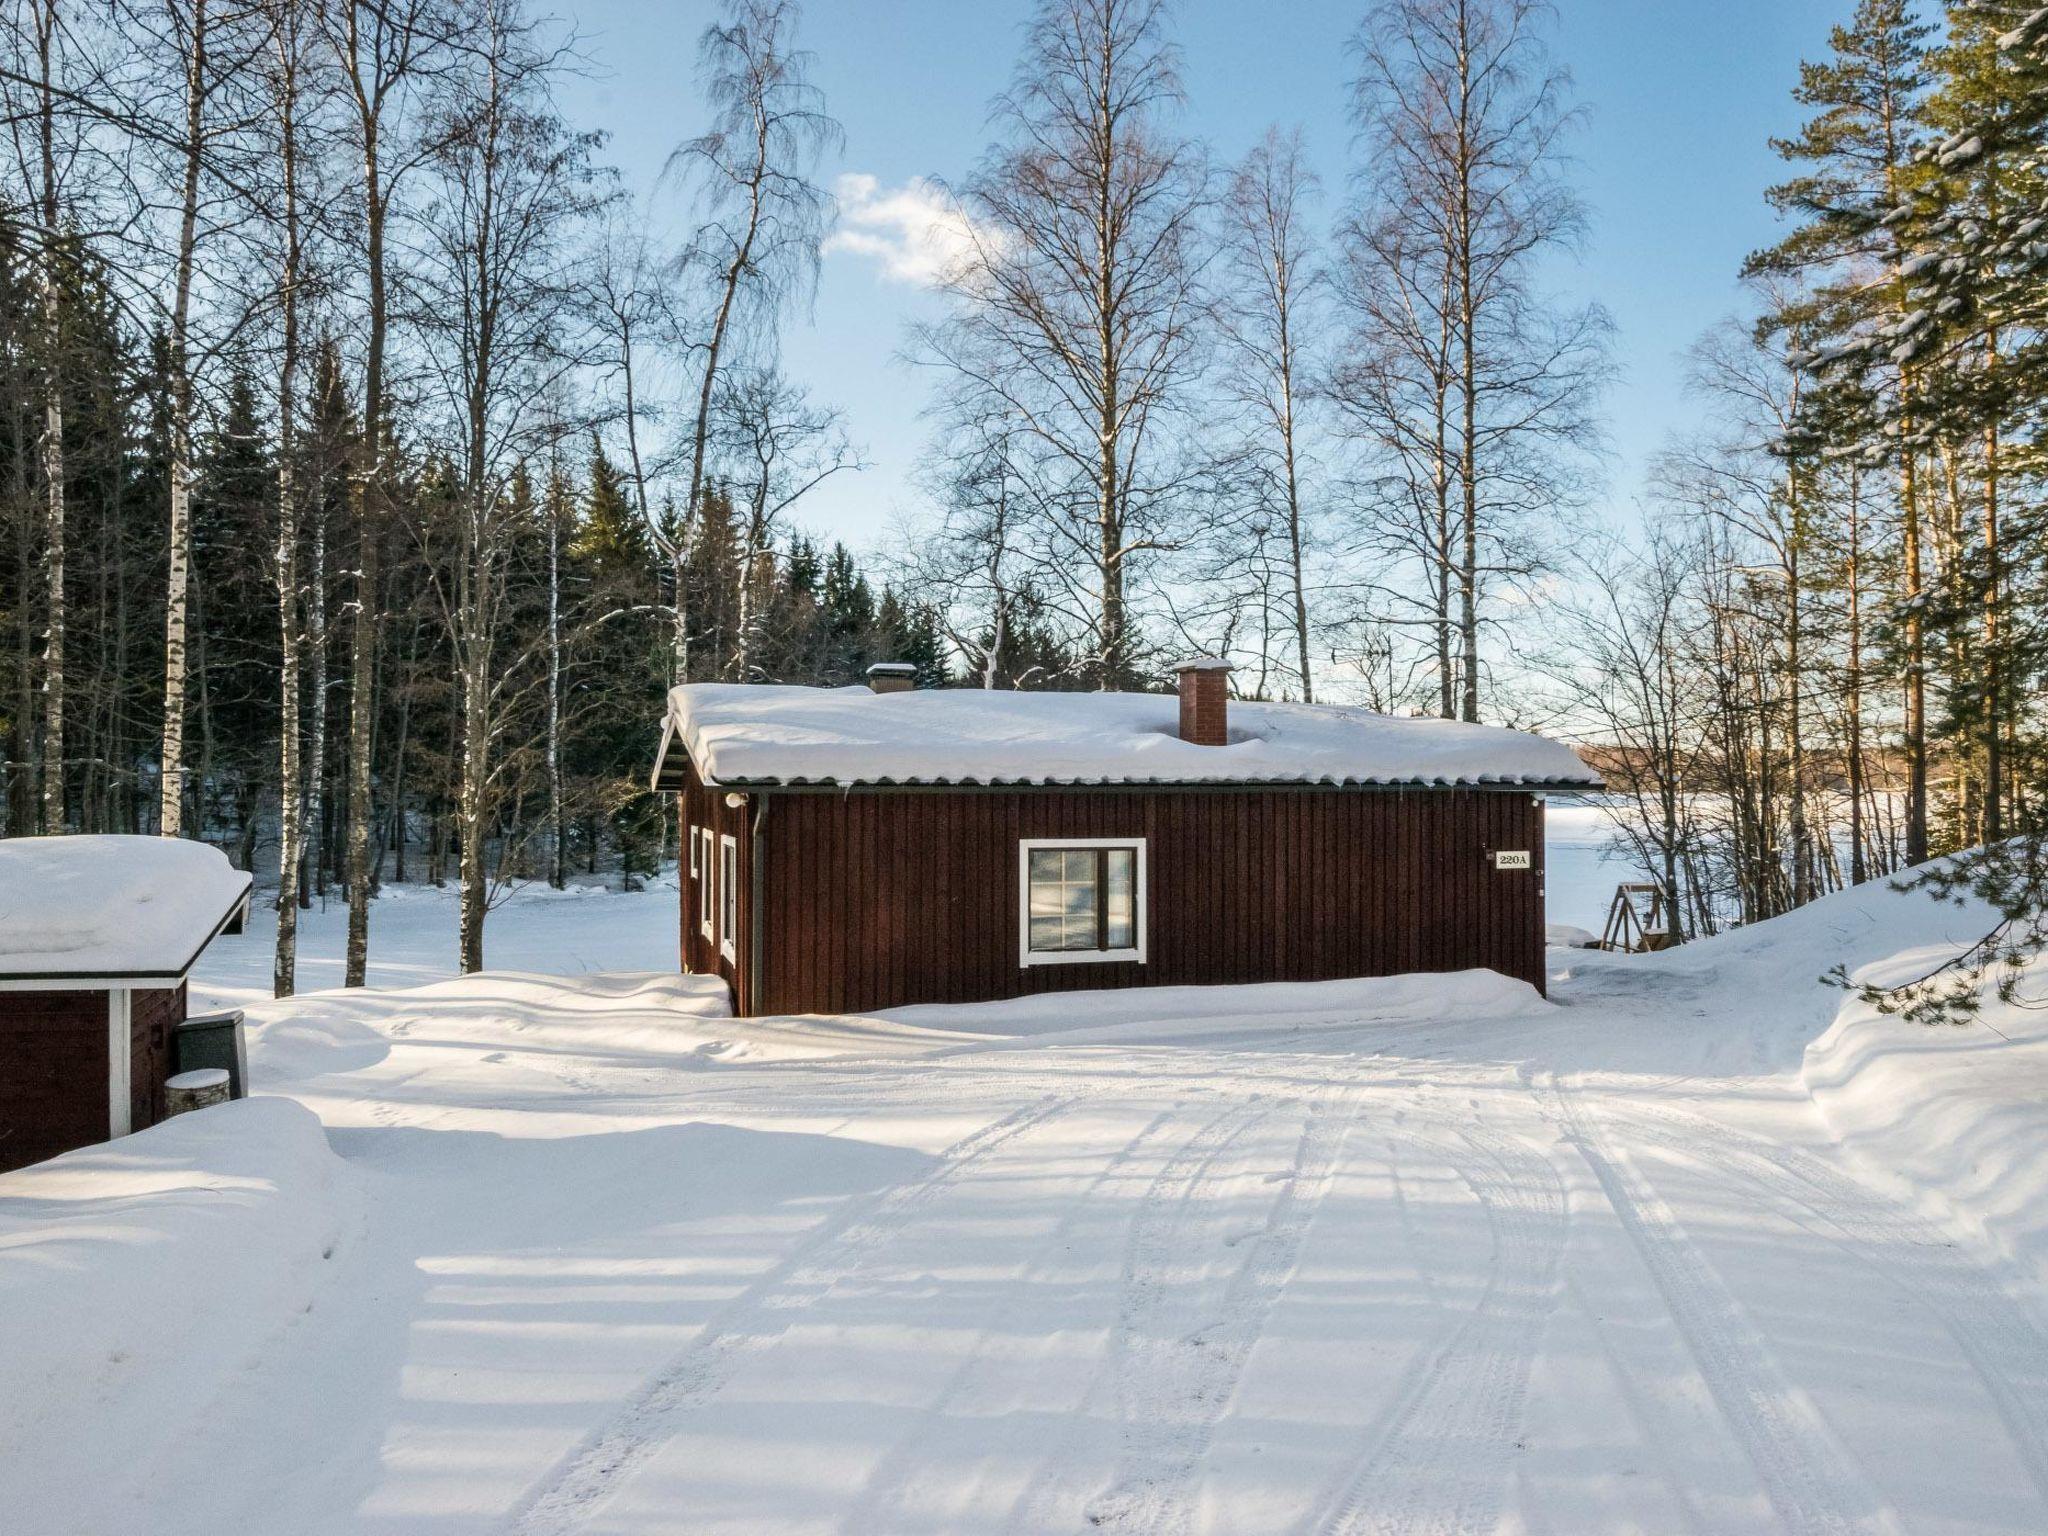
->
[[8, 877, 2048, 1533]]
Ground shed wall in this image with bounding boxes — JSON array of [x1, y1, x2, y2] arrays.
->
[[130, 983, 187, 1131], [0, 982, 191, 1174], [745, 787, 1545, 1016], [0, 990, 108, 1173]]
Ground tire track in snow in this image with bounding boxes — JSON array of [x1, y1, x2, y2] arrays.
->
[[1606, 1099, 2048, 1509], [1311, 1109, 1566, 1536], [1084, 1079, 1361, 1535], [503, 1087, 1090, 1536], [1555, 1085, 1888, 1536], [1001, 1091, 1278, 1534], [832, 1096, 1191, 1536]]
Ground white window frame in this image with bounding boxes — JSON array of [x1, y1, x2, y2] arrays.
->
[[698, 827, 715, 941], [719, 834, 739, 964], [1018, 837, 1147, 968]]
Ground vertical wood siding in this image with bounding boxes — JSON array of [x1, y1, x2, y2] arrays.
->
[[0, 980, 187, 1172], [130, 983, 187, 1131], [0, 989, 108, 1172], [726, 787, 1546, 1017]]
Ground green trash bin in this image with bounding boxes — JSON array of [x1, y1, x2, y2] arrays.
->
[[174, 1009, 248, 1100]]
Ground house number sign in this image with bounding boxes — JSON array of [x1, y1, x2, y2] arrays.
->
[[1494, 850, 1532, 870]]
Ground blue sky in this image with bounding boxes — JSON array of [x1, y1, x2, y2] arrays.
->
[[554, 0, 1849, 552]]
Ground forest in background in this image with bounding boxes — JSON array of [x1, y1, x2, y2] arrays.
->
[[5, 0, 2048, 990]]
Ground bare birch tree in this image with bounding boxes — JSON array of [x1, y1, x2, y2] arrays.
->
[[1215, 126, 1323, 700], [662, 0, 836, 681], [3, 0, 74, 829], [917, 0, 1209, 688], [415, 0, 598, 972], [1337, 0, 1608, 721], [319, 0, 451, 985], [263, 0, 312, 993]]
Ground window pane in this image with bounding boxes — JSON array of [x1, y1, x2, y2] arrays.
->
[[1023, 844, 1141, 956]]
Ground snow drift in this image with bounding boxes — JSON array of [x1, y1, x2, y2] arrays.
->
[[0, 1097, 355, 1527]]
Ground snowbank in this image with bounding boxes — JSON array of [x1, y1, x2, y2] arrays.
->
[[0, 834, 251, 980], [1803, 910, 2048, 1289], [252, 970, 735, 1077], [662, 682, 1600, 789], [1560, 861, 2048, 1292], [0, 1097, 354, 1521], [859, 967, 1549, 1049]]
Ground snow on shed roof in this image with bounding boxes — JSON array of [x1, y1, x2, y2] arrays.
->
[[656, 684, 1602, 791], [0, 835, 252, 985]]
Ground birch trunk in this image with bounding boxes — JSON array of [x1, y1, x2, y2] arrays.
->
[[271, 6, 304, 995], [305, 471, 328, 902], [546, 484, 564, 889], [35, 0, 65, 833], [1455, 30, 1481, 727], [159, 0, 208, 839], [677, 156, 766, 685], [341, 17, 389, 987]]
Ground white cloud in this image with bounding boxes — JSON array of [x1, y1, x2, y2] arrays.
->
[[824, 172, 985, 289]]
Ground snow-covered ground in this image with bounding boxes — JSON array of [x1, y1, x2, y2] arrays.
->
[[8, 836, 2048, 1533]]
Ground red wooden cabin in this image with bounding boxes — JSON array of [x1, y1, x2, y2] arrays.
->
[[0, 836, 251, 1172], [650, 663, 1600, 1017]]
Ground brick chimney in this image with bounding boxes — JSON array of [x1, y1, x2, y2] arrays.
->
[[866, 662, 917, 694], [1173, 658, 1233, 745]]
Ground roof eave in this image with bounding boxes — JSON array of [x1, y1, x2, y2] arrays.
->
[[0, 871, 252, 989], [702, 775, 1605, 793]]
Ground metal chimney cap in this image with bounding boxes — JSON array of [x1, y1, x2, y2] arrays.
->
[[1170, 656, 1234, 673]]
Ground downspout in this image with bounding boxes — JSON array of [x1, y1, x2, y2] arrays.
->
[[749, 793, 770, 1017]]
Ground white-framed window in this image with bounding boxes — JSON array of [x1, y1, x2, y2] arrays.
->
[[719, 834, 739, 963], [1018, 838, 1146, 967], [697, 827, 715, 941]]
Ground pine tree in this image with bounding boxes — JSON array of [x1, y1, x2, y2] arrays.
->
[[1748, 0, 1936, 864]]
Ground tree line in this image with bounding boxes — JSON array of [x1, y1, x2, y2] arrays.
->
[[0, 0, 939, 990], [1544, 0, 2048, 952], [16, 0, 2046, 995], [1, 0, 1622, 988]]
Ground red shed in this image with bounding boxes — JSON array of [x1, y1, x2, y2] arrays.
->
[[651, 664, 1601, 1017], [0, 836, 252, 1172]]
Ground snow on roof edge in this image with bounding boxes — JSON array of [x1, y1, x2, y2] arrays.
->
[[0, 836, 254, 984], [657, 683, 1604, 793]]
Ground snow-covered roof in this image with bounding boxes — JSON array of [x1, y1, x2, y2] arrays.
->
[[655, 684, 1601, 791], [0, 835, 252, 986]]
